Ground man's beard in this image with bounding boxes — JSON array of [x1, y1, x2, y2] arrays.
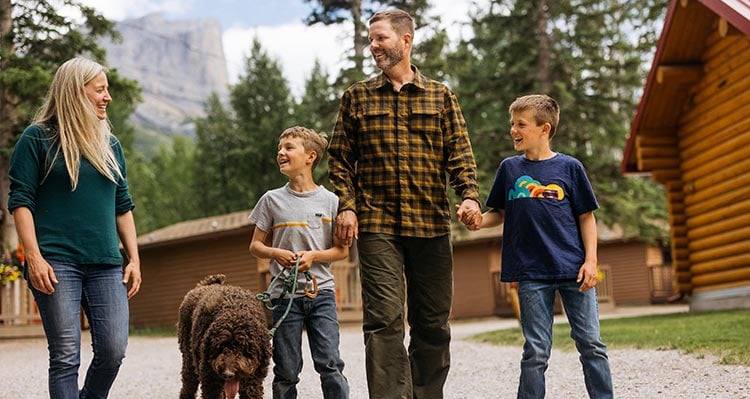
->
[[374, 44, 404, 71]]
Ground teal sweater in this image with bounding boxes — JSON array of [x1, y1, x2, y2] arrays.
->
[[8, 124, 135, 265]]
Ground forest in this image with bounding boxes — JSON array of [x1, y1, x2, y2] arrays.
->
[[0, 0, 670, 246]]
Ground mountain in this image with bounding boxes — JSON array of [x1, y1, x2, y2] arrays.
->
[[101, 13, 230, 144]]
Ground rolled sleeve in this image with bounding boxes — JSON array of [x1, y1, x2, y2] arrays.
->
[[112, 139, 135, 214], [8, 128, 43, 214]]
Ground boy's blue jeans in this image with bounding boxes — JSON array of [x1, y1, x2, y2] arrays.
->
[[271, 289, 349, 399], [28, 261, 129, 399], [517, 279, 613, 399]]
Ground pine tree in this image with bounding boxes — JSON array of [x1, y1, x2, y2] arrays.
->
[[294, 60, 340, 186], [193, 93, 245, 215], [302, 0, 432, 88], [450, 0, 670, 243], [0, 0, 139, 245], [230, 39, 295, 207]]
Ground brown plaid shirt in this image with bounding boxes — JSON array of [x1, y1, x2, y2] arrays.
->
[[328, 66, 480, 238]]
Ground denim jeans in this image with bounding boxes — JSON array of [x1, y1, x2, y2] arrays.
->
[[517, 279, 613, 399], [271, 289, 349, 399], [27, 261, 129, 399], [357, 233, 453, 399]]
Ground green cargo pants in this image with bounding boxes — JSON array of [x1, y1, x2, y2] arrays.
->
[[357, 233, 453, 399]]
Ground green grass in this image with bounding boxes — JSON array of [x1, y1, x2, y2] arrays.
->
[[129, 325, 177, 337], [470, 309, 750, 366]]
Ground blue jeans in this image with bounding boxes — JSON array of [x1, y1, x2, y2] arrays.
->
[[27, 261, 129, 399], [517, 280, 613, 399], [271, 289, 349, 399]]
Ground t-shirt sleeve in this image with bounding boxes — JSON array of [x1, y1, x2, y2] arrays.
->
[[571, 160, 599, 215], [248, 194, 272, 232], [485, 160, 507, 210]]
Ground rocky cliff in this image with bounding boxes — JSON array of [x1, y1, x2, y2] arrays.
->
[[101, 13, 229, 137]]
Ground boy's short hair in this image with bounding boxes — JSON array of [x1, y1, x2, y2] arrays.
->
[[279, 126, 328, 169], [509, 94, 560, 139], [369, 9, 415, 38]]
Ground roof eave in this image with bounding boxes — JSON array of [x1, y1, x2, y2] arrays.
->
[[622, 0, 681, 175]]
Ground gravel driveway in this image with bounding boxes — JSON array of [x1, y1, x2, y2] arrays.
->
[[2, 305, 748, 398]]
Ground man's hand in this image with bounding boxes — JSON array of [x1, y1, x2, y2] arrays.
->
[[456, 199, 482, 230], [335, 210, 358, 246]]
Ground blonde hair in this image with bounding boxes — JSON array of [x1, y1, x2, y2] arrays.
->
[[509, 94, 560, 138], [34, 57, 122, 190], [279, 126, 328, 169], [369, 9, 415, 38]]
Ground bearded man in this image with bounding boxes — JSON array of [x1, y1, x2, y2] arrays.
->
[[327, 9, 482, 399]]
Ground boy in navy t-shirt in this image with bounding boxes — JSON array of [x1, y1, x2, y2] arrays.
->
[[479, 94, 613, 399]]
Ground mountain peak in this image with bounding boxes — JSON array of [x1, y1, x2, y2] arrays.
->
[[101, 14, 230, 139]]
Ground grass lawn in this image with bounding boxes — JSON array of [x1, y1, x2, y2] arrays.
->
[[129, 325, 176, 337], [469, 309, 750, 366]]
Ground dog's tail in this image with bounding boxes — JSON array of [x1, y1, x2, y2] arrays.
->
[[197, 274, 226, 287]]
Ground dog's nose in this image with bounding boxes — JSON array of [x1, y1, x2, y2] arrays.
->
[[223, 370, 235, 380]]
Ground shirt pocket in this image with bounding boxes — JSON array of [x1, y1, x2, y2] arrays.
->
[[359, 105, 394, 148], [410, 103, 442, 136], [307, 213, 324, 229]]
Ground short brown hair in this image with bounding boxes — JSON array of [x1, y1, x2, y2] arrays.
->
[[279, 126, 328, 169], [369, 9, 415, 38], [509, 94, 560, 138]]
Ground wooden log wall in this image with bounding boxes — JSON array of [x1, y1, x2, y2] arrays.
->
[[676, 29, 750, 295]]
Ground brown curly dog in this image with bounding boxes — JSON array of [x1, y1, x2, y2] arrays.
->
[[178, 274, 271, 399]]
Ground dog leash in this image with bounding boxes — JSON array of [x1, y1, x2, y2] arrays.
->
[[255, 257, 319, 337]]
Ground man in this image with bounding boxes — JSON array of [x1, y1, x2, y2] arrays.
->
[[327, 9, 481, 399]]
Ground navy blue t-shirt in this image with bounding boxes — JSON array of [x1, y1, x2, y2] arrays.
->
[[486, 153, 598, 282]]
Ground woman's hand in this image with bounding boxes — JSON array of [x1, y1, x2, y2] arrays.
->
[[123, 260, 142, 299], [25, 253, 57, 295]]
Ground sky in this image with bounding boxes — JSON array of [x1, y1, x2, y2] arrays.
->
[[75, 0, 488, 96]]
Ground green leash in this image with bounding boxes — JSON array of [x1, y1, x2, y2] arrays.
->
[[256, 257, 318, 337]]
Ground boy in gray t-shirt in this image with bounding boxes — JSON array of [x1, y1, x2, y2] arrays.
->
[[249, 126, 350, 398]]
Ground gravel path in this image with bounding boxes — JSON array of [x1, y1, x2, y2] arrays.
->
[[1, 306, 748, 398]]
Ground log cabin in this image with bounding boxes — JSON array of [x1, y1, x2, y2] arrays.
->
[[128, 211, 671, 329], [621, 0, 750, 311]]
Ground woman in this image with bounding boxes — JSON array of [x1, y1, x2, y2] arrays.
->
[[8, 56, 141, 398]]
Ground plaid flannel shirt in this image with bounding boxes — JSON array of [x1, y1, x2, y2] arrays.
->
[[328, 66, 480, 238]]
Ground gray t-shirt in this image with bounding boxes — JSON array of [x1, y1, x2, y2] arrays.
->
[[249, 183, 339, 297]]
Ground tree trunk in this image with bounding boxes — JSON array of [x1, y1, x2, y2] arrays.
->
[[0, 0, 20, 249], [351, 0, 365, 72], [535, 0, 551, 92]]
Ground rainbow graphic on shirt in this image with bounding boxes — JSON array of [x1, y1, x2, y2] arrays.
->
[[508, 175, 565, 201]]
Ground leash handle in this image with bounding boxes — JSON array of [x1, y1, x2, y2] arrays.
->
[[304, 272, 318, 298]]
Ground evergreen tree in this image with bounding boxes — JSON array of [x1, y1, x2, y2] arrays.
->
[[410, 14, 450, 83], [295, 59, 339, 135], [132, 136, 200, 234], [193, 93, 246, 215], [230, 39, 295, 207], [0, 0, 139, 245], [294, 60, 340, 185], [302, 0, 431, 88], [451, 0, 669, 243]]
